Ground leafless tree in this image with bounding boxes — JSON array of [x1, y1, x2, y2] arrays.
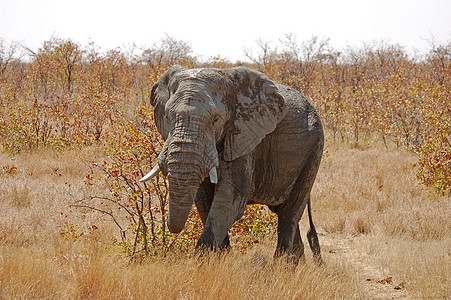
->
[[142, 35, 194, 74], [0, 39, 20, 77], [425, 36, 451, 86], [244, 38, 278, 67]]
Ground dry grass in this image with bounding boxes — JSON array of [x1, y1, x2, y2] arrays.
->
[[368, 236, 451, 299], [314, 146, 450, 241], [0, 239, 362, 299], [311, 144, 450, 298], [1, 143, 450, 299]]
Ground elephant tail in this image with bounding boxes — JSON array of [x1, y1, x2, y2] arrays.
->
[[306, 199, 323, 265]]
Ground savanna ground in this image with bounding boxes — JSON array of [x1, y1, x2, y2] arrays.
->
[[1, 143, 449, 299], [0, 36, 450, 299]]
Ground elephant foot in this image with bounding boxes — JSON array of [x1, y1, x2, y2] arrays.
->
[[219, 235, 230, 250], [195, 230, 215, 252], [195, 225, 231, 253]]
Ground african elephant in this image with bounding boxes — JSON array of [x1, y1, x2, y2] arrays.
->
[[141, 65, 324, 263]]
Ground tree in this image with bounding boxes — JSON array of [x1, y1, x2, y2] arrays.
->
[[54, 39, 83, 92], [141, 35, 195, 76]]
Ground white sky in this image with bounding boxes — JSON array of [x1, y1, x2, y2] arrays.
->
[[1, 0, 450, 61]]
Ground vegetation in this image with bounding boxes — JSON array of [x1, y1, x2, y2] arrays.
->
[[1, 35, 449, 192], [0, 35, 450, 298]]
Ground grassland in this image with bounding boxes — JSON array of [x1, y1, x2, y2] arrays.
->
[[0, 142, 449, 299]]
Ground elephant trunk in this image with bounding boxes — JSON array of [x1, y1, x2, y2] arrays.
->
[[164, 137, 218, 233], [166, 175, 199, 233]]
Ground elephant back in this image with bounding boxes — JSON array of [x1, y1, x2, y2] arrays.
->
[[275, 83, 323, 134]]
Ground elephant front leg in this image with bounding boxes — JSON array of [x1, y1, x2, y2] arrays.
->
[[196, 154, 253, 251], [194, 180, 231, 250]]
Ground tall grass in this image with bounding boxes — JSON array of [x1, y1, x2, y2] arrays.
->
[[311, 145, 450, 298], [0, 144, 449, 299], [313, 146, 450, 241]]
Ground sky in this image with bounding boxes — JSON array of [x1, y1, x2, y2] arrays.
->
[[1, 0, 450, 61]]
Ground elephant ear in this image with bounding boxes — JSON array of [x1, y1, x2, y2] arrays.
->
[[150, 65, 185, 140], [223, 68, 287, 161]]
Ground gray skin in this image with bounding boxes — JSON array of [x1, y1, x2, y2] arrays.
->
[[149, 65, 324, 263]]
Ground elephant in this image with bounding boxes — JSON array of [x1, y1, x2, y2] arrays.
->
[[141, 65, 324, 263]]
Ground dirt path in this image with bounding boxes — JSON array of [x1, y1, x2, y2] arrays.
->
[[320, 232, 412, 299]]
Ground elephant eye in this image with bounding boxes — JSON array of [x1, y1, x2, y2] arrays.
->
[[169, 82, 179, 95], [212, 115, 224, 131]]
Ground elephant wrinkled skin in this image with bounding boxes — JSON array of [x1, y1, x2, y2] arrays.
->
[[142, 65, 324, 263]]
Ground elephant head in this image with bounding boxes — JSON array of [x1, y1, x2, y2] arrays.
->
[[141, 65, 287, 233]]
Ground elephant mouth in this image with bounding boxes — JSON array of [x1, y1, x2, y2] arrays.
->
[[140, 130, 219, 184], [163, 132, 219, 179]]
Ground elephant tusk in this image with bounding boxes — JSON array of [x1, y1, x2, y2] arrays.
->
[[139, 164, 160, 182], [209, 167, 218, 184]]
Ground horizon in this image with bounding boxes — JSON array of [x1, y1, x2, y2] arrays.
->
[[1, 0, 451, 62], [1, 33, 449, 64]]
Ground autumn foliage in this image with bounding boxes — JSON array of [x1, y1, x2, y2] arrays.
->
[[1, 35, 450, 255]]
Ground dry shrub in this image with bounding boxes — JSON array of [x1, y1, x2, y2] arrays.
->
[[351, 214, 372, 235], [322, 212, 346, 234]]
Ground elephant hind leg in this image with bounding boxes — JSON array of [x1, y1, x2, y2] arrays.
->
[[273, 146, 323, 264], [293, 226, 306, 263], [274, 199, 322, 265], [274, 219, 305, 265]]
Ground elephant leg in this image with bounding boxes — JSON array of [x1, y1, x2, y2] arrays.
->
[[273, 151, 321, 263], [194, 179, 215, 225], [274, 215, 304, 263], [196, 153, 253, 251], [194, 180, 231, 250], [293, 225, 306, 263]]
